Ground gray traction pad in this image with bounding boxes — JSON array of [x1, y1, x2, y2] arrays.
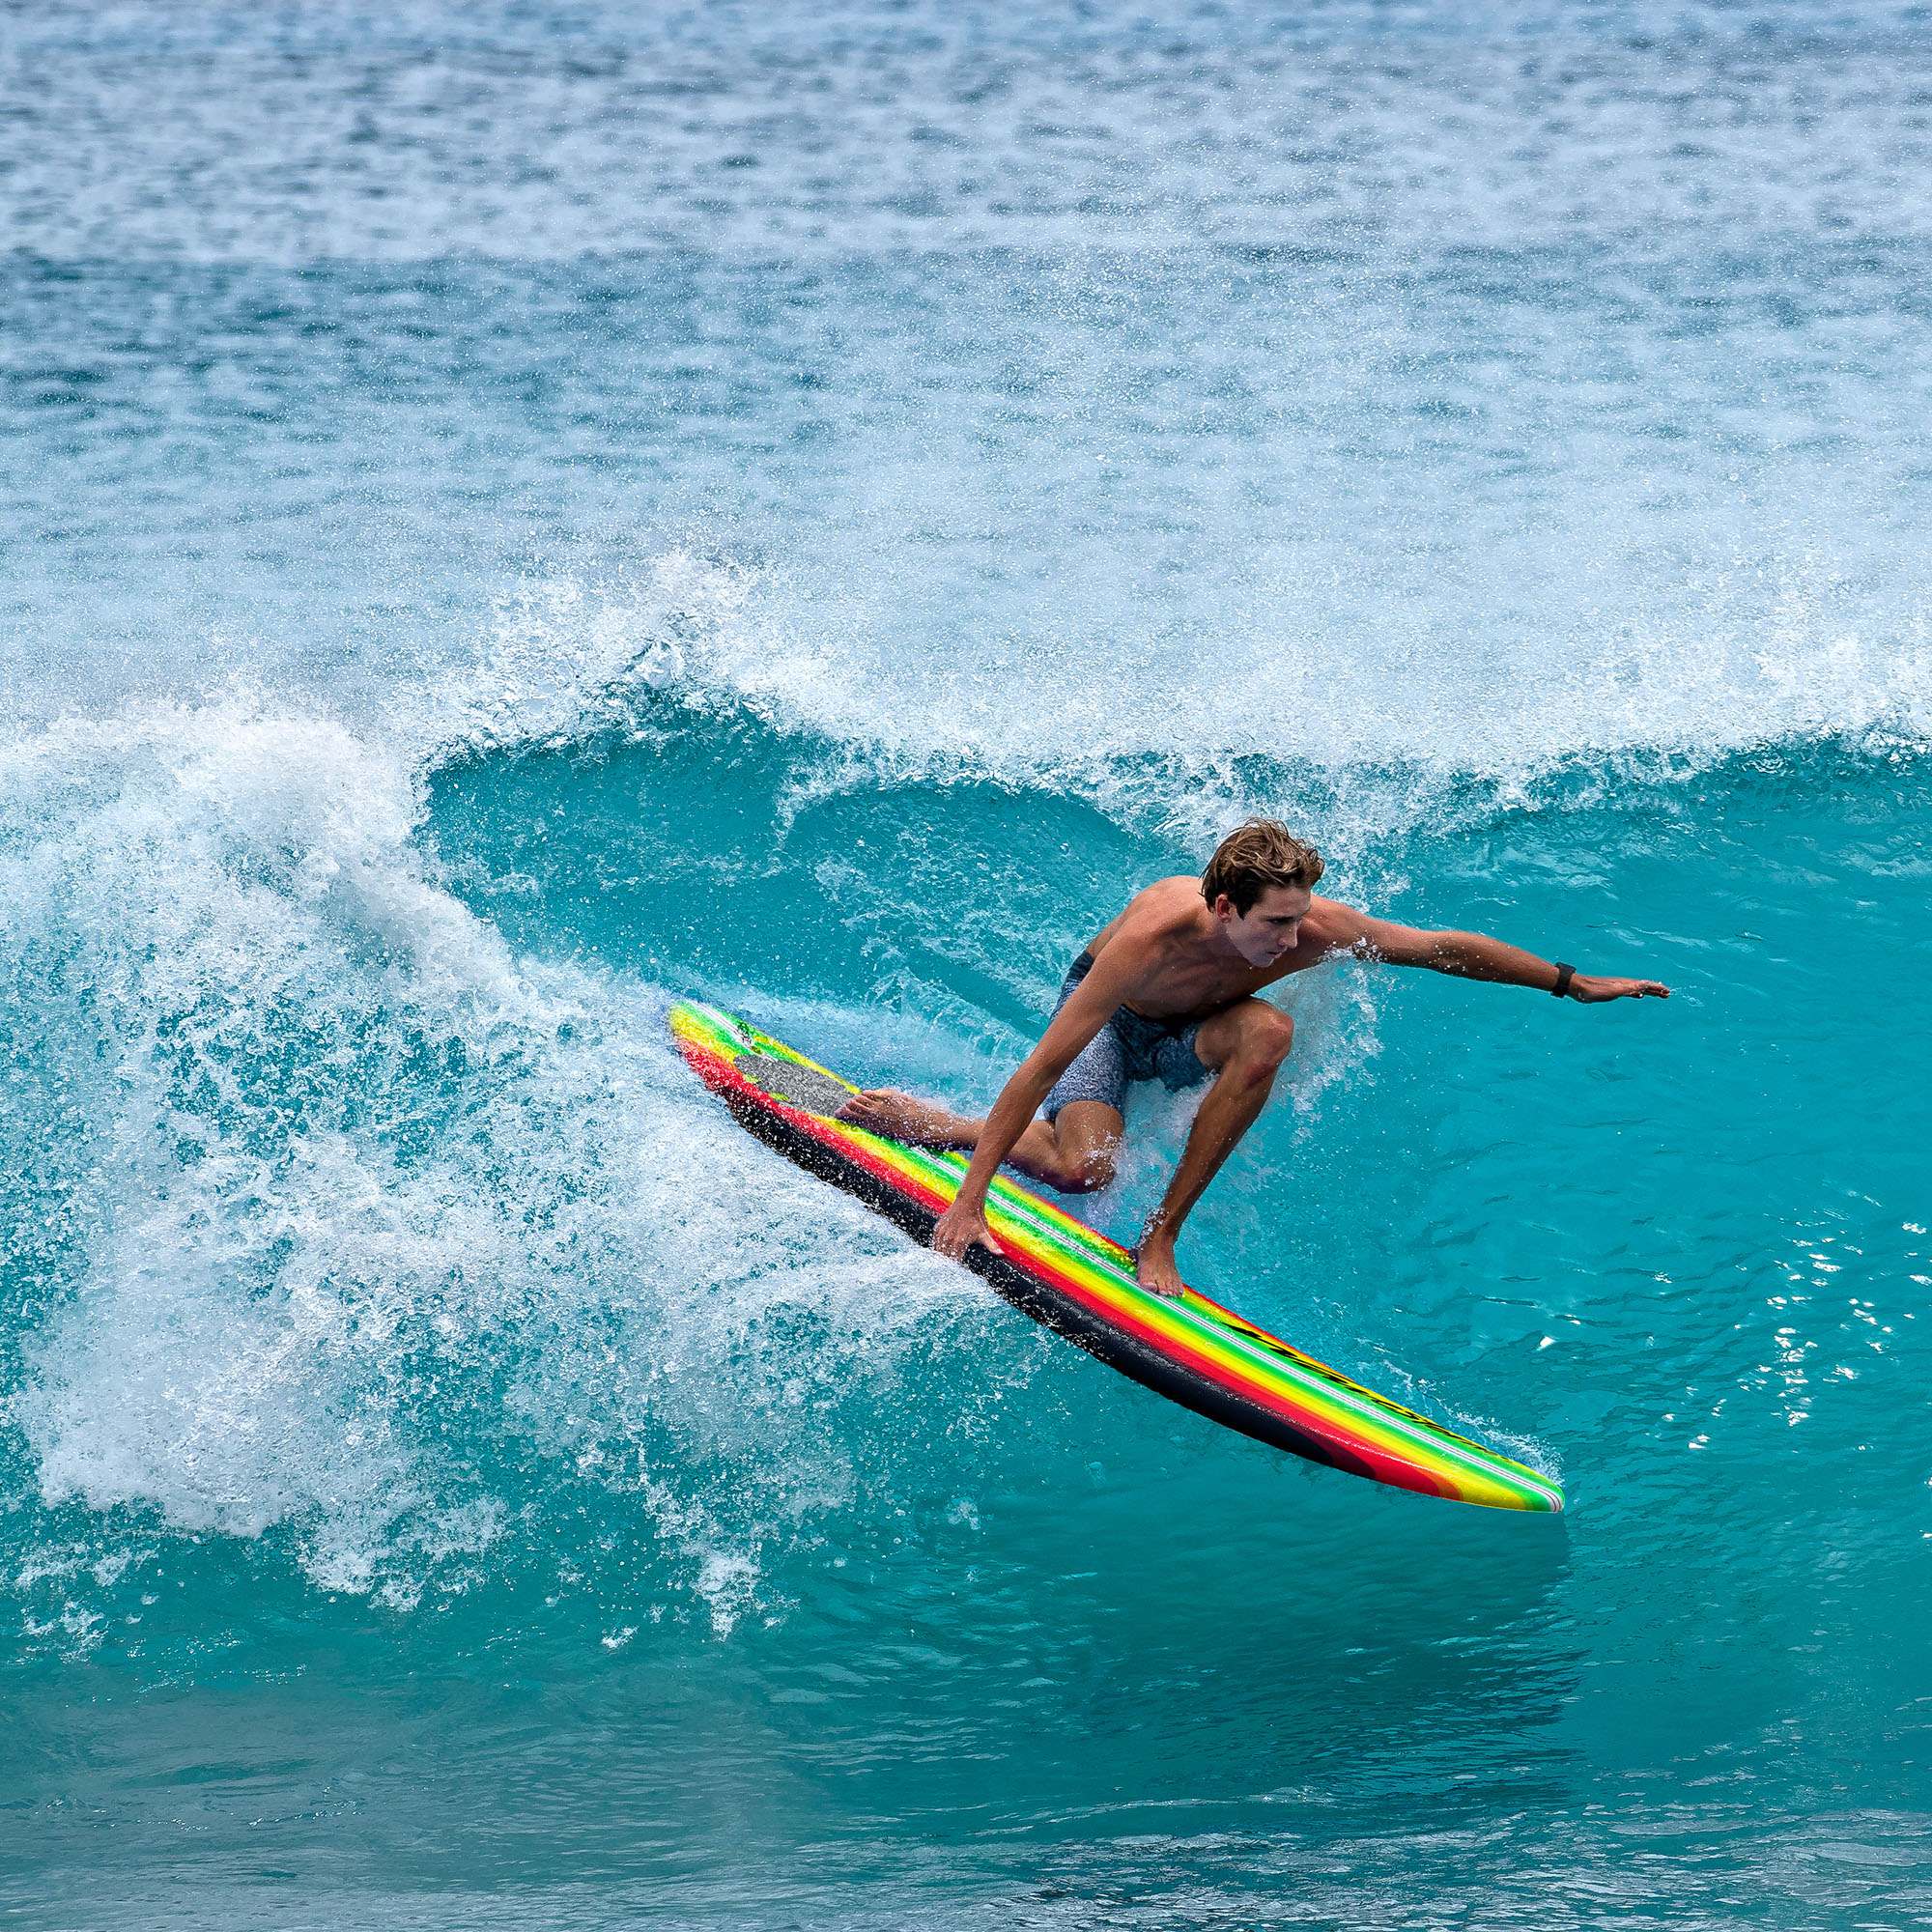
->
[[734, 1052, 856, 1120]]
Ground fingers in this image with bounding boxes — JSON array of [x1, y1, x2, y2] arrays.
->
[[932, 1218, 999, 1261], [1583, 979, 1672, 1002]]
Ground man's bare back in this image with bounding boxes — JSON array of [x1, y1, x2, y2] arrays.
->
[[839, 822, 1669, 1297]]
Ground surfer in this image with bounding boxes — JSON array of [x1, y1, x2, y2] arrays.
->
[[838, 818, 1670, 1297]]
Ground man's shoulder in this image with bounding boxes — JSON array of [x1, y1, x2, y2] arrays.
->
[[1296, 895, 1373, 952], [1092, 878, 1208, 968], [1300, 893, 1357, 929], [1126, 875, 1213, 932]]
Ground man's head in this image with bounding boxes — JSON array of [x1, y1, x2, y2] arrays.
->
[[1201, 819, 1324, 967]]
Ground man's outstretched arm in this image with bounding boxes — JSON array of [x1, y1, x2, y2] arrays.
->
[[1314, 904, 1671, 1001]]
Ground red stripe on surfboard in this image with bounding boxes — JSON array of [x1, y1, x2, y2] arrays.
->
[[678, 1039, 754, 1096], [681, 1042, 960, 1212], [680, 1043, 1465, 1500], [968, 1179, 1466, 1470], [1003, 1239, 1461, 1499]]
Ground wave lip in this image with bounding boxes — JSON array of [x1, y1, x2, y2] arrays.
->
[[421, 551, 1932, 873]]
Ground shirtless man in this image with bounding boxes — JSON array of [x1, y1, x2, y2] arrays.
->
[[838, 819, 1670, 1297]]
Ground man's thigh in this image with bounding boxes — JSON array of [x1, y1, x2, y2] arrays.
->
[[1190, 996, 1282, 1072]]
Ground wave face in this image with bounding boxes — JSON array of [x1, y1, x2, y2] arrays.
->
[[5, 2, 1932, 1926]]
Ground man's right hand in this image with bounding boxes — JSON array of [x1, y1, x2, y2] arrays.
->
[[1567, 973, 1671, 1002], [931, 1196, 1000, 1264]]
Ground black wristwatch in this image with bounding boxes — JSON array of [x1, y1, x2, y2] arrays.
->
[[1551, 961, 1576, 999]]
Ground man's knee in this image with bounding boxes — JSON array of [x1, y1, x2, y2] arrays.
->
[[1232, 1006, 1294, 1078], [1066, 1148, 1117, 1193], [1042, 1104, 1121, 1193], [1042, 1132, 1117, 1194]]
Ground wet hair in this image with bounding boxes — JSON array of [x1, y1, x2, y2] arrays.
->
[[1200, 819, 1325, 916]]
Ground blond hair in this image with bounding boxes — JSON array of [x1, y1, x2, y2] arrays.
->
[[1200, 819, 1324, 915]]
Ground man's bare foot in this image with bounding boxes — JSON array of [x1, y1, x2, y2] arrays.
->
[[836, 1088, 979, 1150], [1134, 1240, 1186, 1299]]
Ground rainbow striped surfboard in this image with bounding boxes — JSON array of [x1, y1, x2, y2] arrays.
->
[[669, 999, 1563, 1514]]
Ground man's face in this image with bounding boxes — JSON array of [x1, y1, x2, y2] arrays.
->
[[1217, 885, 1314, 967]]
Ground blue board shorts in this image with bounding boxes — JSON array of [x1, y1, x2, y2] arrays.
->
[[1042, 952, 1214, 1122]]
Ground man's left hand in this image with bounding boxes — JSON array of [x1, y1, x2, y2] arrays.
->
[[1569, 974, 1671, 1002]]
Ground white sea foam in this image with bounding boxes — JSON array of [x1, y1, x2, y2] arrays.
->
[[0, 691, 1009, 1617], [425, 544, 1932, 870]]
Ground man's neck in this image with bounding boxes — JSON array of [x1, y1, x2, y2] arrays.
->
[[1195, 901, 1245, 962]]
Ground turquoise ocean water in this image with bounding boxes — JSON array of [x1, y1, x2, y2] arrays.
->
[[4, 3, 1930, 1923]]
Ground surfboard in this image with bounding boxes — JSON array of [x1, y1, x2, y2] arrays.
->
[[669, 999, 1564, 1514]]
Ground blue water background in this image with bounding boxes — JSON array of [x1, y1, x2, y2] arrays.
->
[[3, 3, 1929, 1923]]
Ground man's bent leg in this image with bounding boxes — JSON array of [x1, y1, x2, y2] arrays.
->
[[842, 997, 1127, 1195], [1133, 998, 1294, 1297], [1020, 1100, 1122, 1194], [836, 1092, 1123, 1195]]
